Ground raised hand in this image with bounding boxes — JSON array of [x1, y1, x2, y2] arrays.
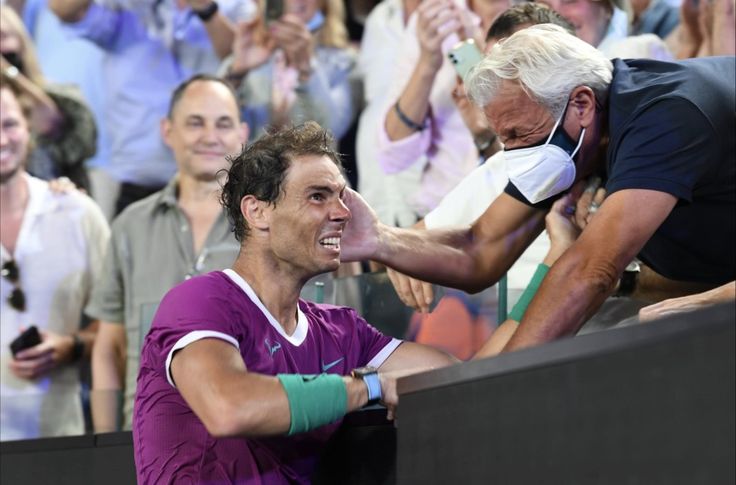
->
[[574, 176, 606, 230], [543, 192, 582, 265], [268, 14, 314, 81], [416, 0, 463, 72], [339, 188, 381, 263], [230, 19, 274, 77], [387, 267, 435, 313]]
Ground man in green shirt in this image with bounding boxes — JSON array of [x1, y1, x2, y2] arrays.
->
[[86, 74, 249, 430]]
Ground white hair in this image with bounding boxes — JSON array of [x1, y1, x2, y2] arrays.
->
[[466, 24, 614, 118]]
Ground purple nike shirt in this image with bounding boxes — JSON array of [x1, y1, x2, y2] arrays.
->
[[133, 270, 401, 484]]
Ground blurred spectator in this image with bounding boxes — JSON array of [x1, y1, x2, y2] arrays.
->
[[0, 4, 97, 192], [221, 0, 358, 144], [368, 0, 509, 224], [355, 0, 422, 228], [0, 82, 108, 441], [539, 0, 673, 59], [22, 0, 113, 219], [49, 0, 251, 215], [667, 0, 735, 58], [630, 0, 680, 38], [87, 75, 247, 431]]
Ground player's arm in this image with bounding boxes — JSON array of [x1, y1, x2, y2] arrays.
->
[[171, 338, 370, 437], [378, 341, 459, 374]]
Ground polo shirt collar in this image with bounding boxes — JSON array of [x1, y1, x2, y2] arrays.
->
[[154, 175, 180, 210]]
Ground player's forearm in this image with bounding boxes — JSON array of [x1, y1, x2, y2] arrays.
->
[[198, 373, 370, 438]]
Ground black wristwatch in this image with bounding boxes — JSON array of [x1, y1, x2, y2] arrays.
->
[[351, 366, 382, 406], [194, 1, 219, 22], [616, 260, 640, 297], [70, 334, 85, 363]]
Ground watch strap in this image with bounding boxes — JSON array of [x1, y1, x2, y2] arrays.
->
[[362, 372, 382, 405], [70, 334, 84, 363], [194, 1, 219, 22], [352, 367, 382, 405]]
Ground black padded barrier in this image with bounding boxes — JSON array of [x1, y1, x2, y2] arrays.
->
[[396, 302, 735, 485], [0, 408, 395, 485]]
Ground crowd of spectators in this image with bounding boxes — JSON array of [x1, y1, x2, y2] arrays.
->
[[0, 0, 733, 447]]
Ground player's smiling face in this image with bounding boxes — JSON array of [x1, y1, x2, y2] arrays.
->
[[267, 154, 350, 277]]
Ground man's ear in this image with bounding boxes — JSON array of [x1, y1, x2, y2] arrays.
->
[[570, 86, 597, 129], [240, 195, 270, 231], [161, 117, 173, 148]]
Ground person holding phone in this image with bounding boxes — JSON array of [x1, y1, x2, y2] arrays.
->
[[221, 0, 358, 143], [0, 81, 109, 441]]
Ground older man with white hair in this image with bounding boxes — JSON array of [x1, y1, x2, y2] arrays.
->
[[341, 24, 735, 352]]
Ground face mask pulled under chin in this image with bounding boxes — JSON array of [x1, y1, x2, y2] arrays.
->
[[504, 115, 586, 205]]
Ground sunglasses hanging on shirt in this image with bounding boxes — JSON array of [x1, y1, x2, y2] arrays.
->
[[2, 259, 26, 312]]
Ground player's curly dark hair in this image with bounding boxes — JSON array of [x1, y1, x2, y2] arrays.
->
[[220, 122, 343, 242]]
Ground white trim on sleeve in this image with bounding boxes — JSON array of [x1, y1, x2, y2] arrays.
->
[[165, 330, 240, 387], [368, 338, 403, 368]]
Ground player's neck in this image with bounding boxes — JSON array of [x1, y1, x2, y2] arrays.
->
[[231, 257, 302, 336]]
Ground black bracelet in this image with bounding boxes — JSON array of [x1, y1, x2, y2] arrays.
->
[[615, 261, 640, 297], [394, 102, 427, 132], [70, 334, 84, 363], [194, 1, 219, 22]]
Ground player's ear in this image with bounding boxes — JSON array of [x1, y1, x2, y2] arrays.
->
[[241, 195, 271, 231]]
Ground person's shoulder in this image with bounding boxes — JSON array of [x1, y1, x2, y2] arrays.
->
[[169, 271, 232, 295], [111, 187, 169, 229], [158, 271, 235, 309], [33, 178, 101, 218]]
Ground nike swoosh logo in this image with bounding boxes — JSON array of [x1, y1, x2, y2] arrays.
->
[[321, 357, 344, 372]]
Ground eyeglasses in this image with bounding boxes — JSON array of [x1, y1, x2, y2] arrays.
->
[[1, 259, 26, 312]]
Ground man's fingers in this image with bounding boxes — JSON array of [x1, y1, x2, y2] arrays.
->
[[592, 187, 606, 206], [409, 277, 434, 313], [9, 352, 53, 379], [14, 342, 51, 360], [387, 269, 422, 311]]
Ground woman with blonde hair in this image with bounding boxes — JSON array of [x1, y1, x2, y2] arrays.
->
[[0, 5, 96, 191], [221, 0, 357, 142]]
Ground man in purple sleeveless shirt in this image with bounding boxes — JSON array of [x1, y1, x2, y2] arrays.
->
[[133, 122, 457, 484]]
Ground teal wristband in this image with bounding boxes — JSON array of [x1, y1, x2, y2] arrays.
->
[[508, 263, 550, 322], [277, 373, 347, 436]]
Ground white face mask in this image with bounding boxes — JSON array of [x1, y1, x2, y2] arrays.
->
[[504, 112, 586, 204]]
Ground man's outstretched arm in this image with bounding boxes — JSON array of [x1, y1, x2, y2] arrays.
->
[[342, 189, 546, 293]]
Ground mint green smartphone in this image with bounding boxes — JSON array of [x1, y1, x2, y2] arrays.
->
[[448, 39, 484, 81]]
